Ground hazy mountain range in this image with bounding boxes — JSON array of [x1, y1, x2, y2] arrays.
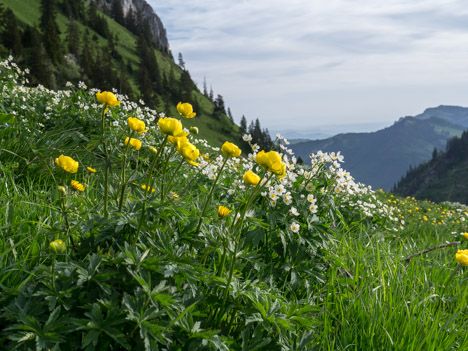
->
[[290, 105, 468, 190]]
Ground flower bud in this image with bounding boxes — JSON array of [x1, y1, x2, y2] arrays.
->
[[189, 126, 199, 135], [57, 186, 67, 195], [49, 239, 66, 254]]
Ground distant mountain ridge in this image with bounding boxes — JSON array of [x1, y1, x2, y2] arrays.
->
[[393, 130, 468, 204], [290, 106, 468, 190]]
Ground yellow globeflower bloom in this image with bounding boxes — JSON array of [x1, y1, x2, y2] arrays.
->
[[218, 205, 232, 218], [168, 135, 188, 146], [456, 249, 468, 266], [127, 117, 147, 133], [463, 232, 468, 240], [49, 239, 66, 254], [141, 185, 156, 193], [70, 180, 85, 191], [158, 117, 188, 137], [423, 216, 428, 221], [149, 146, 158, 154], [221, 141, 242, 158], [169, 192, 179, 201], [256, 150, 286, 177], [87, 166, 97, 173], [124, 137, 142, 151], [177, 102, 196, 118], [176, 140, 200, 166], [243, 170, 261, 185], [55, 155, 79, 173], [96, 91, 121, 107]]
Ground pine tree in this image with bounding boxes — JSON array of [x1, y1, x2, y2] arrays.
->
[[209, 85, 214, 101], [111, 0, 125, 25], [2, 8, 22, 57], [203, 76, 208, 96], [227, 107, 234, 123], [178, 52, 185, 69], [240, 115, 247, 133], [66, 19, 81, 56], [40, 0, 63, 63]]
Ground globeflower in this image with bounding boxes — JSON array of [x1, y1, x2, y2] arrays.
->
[[158, 117, 188, 137], [456, 249, 468, 266], [70, 180, 85, 191], [125, 137, 142, 151], [87, 166, 97, 173], [218, 205, 232, 218], [141, 184, 156, 193], [177, 102, 196, 118], [55, 155, 79, 173], [463, 232, 468, 240], [128, 117, 147, 133], [96, 91, 121, 107], [49, 239, 66, 254], [176, 140, 200, 166], [243, 170, 260, 186], [221, 141, 241, 158], [168, 135, 188, 146], [256, 150, 286, 177]]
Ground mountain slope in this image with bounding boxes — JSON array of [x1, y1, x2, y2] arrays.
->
[[393, 131, 468, 204], [0, 0, 250, 150], [290, 112, 465, 190]]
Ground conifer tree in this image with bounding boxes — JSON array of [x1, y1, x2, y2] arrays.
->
[[227, 107, 234, 123], [2, 8, 22, 57], [111, 0, 125, 25], [240, 115, 247, 132], [66, 19, 81, 56], [40, 0, 63, 63], [178, 52, 185, 69]]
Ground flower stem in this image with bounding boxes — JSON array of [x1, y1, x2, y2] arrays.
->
[[118, 132, 135, 212], [195, 156, 230, 233], [100, 106, 110, 217]]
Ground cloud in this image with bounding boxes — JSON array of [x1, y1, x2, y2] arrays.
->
[[149, 0, 468, 131]]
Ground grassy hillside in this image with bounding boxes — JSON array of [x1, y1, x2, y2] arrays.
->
[[394, 131, 468, 204], [0, 0, 248, 150], [290, 115, 464, 190]]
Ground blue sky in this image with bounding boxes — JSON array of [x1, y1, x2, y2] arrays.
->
[[149, 0, 468, 137]]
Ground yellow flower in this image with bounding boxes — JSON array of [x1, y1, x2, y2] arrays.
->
[[127, 117, 147, 133], [177, 102, 196, 118], [218, 205, 232, 218], [96, 91, 121, 107], [256, 150, 286, 177], [57, 186, 67, 195], [168, 135, 188, 146], [221, 141, 241, 158], [70, 180, 85, 191], [49, 239, 66, 254], [169, 192, 179, 201], [463, 232, 468, 240], [423, 216, 428, 221], [149, 146, 158, 154], [125, 137, 142, 151], [87, 166, 97, 173], [141, 184, 156, 193], [243, 170, 260, 185], [456, 249, 468, 266], [176, 140, 200, 166], [158, 117, 188, 137], [55, 155, 79, 173]]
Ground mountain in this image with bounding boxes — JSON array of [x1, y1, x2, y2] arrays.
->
[[290, 107, 468, 190], [0, 0, 262, 151], [393, 131, 468, 204]]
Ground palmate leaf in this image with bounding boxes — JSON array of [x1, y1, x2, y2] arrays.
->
[[74, 303, 130, 350]]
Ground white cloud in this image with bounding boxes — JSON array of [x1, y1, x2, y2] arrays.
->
[[149, 0, 468, 132]]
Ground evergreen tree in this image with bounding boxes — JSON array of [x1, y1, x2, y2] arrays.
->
[[27, 27, 52, 86], [240, 115, 247, 133], [111, 0, 125, 25], [80, 29, 93, 80], [227, 107, 234, 123], [209, 85, 214, 101], [66, 19, 81, 56], [2, 8, 22, 57], [40, 0, 63, 63], [178, 52, 185, 69], [203, 76, 208, 96], [180, 70, 195, 101], [125, 8, 136, 33]]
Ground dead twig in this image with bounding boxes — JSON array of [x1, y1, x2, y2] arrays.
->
[[402, 241, 461, 263]]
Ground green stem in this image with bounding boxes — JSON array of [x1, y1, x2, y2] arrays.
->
[[51, 258, 56, 292], [135, 135, 169, 244], [100, 105, 110, 217], [162, 158, 184, 202], [118, 132, 135, 212], [160, 147, 177, 201], [438, 265, 460, 309], [195, 156, 230, 233]]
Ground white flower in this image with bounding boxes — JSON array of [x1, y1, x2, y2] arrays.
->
[[283, 198, 292, 205], [307, 194, 316, 204], [228, 189, 235, 195], [112, 121, 119, 127], [289, 207, 299, 216], [243, 134, 252, 142], [306, 183, 314, 192], [309, 204, 318, 213], [290, 222, 300, 233], [270, 200, 277, 207]]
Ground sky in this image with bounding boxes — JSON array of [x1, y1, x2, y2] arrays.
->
[[149, 0, 468, 138]]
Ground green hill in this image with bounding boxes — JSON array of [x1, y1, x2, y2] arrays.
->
[[393, 130, 468, 204], [290, 112, 466, 190], [0, 0, 253, 150]]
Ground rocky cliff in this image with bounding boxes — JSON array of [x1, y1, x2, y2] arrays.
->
[[97, 0, 169, 52]]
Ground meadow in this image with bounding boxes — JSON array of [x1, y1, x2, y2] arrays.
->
[[0, 56, 467, 350]]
